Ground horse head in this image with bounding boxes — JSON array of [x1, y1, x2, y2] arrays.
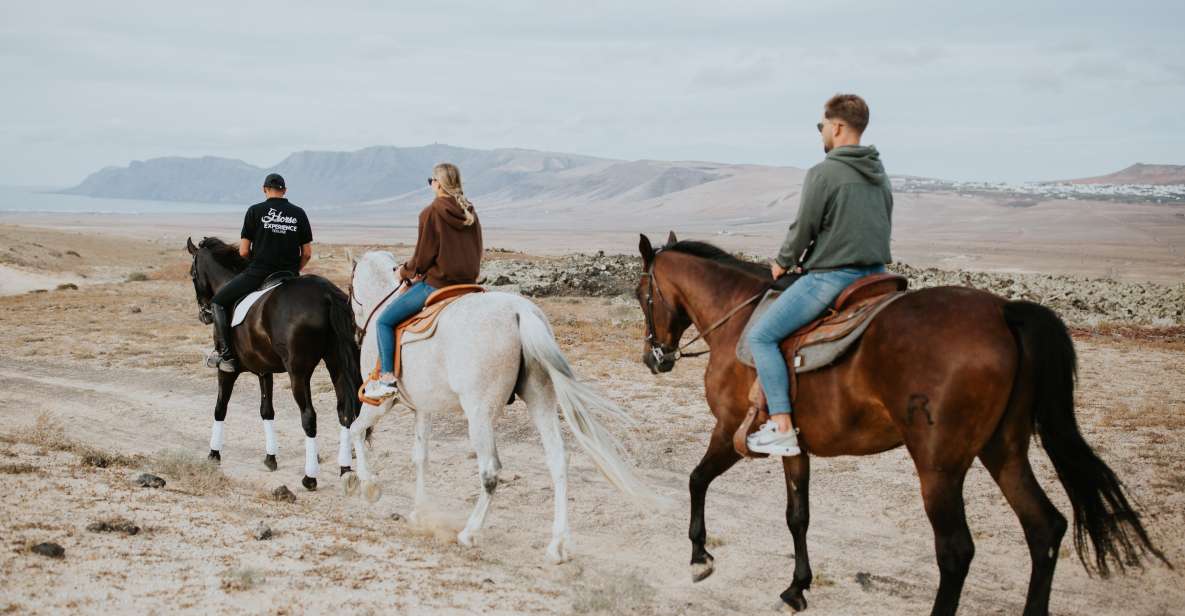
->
[[636, 232, 692, 374]]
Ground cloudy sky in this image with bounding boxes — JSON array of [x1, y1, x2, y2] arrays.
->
[[2, 1, 1183, 186]]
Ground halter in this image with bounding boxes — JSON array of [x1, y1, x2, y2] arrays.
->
[[642, 250, 765, 366]]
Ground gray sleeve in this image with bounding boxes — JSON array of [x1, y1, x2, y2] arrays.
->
[[775, 169, 828, 268]]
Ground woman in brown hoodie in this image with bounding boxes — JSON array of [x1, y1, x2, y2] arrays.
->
[[365, 162, 483, 399]]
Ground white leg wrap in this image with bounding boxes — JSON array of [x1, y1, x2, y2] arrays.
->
[[337, 426, 352, 467], [209, 420, 225, 451], [263, 420, 277, 455], [304, 436, 319, 478]]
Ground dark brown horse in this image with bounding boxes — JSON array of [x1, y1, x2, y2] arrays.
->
[[635, 233, 1166, 616], [187, 237, 362, 491]]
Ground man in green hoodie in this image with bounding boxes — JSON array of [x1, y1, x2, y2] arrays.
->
[[746, 93, 893, 457]]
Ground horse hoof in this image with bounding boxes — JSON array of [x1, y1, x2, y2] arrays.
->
[[546, 538, 570, 564], [779, 589, 808, 612], [362, 481, 382, 503], [339, 466, 351, 477], [341, 472, 360, 497], [302, 476, 318, 491], [263, 454, 277, 472], [207, 450, 221, 463], [457, 530, 475, 547], [690, 557, 715, 583]]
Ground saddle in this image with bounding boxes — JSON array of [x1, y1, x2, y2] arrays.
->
[[359, 284, 485, 406], [733, 272, 909, 458], [230, 271, 299, 327]]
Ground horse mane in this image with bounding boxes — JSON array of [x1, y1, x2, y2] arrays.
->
[[198, 237, 247, 273], [663, 240, 772, 280]]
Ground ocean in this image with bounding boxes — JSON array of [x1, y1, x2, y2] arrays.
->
[[0, 185, 243, 214]]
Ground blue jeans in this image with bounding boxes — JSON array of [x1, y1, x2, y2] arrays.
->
[[376, 281, 435, 374], [747, 265, 886, 415]]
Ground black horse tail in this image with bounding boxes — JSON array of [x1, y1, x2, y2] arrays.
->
[[324, 282, 363, 424], [1004, 300, 1168, 576]]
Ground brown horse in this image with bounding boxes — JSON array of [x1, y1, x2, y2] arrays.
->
[[635, 233, 1166, 616]]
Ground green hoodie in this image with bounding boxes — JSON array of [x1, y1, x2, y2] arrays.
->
[[776, 145, 893, 271]]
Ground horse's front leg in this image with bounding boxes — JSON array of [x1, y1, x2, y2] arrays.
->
[[258, 373, 278, 471], [208, 370, 240, 462], [780, 454, 812, 611], [409, 408, 432, 523], [345, 401, 390, 502], [689, 421, 742, 582]]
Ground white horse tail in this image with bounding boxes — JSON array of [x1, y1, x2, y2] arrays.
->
[[515, 302, 659, 506]]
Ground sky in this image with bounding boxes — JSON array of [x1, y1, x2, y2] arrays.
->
[[2, 0, 1183, 186]]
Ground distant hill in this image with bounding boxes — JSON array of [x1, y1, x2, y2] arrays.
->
[[61, 144, 777, 208], [1064, 163, 1185, 185]]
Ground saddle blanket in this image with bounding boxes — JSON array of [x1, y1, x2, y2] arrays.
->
[[735, 289, 908, 373], [231, 281, 285, 327]]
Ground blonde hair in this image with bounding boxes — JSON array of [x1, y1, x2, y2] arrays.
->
[[432, 162, 476, 226]]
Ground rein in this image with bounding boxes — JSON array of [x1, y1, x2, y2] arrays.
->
[[642, 253, 764, 365], [356, 278, 407, 346]]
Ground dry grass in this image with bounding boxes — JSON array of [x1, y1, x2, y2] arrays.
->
[[220, 567, 266, 592], [149, 449, 230, 495], [0, 462, 38, 474], [9, 412, 143, 468], [571, 571, 656, 614]]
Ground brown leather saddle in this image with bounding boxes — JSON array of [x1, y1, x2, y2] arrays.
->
[[733, 272, 908, 458], [359, 284, 485, 405]]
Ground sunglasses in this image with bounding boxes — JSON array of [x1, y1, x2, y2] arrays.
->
[[427, 178, 436, 186]]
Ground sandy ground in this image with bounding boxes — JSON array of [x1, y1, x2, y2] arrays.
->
[[1, 227, 1183, 615]]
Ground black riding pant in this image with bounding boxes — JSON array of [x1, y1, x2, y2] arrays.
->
[[211, 268, 271, 309]]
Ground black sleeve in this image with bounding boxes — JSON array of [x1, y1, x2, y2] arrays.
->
[[241, 206, 257, 240], [298, 209, 312, 244]]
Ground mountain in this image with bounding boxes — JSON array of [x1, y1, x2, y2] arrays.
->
[[61, 144, 770, 208], [1064, 163, 1185, 185]]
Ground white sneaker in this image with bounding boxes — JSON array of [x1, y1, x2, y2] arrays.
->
[[363, 380, 399, 400], [746, 420, 802, 457]]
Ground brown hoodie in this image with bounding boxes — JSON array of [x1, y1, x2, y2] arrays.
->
[[405, 196, 483, 288]]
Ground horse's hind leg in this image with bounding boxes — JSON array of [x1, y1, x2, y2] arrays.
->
[[290, 371, 319, 491], [258, 374, 278, 471], [779, 454, 813, 611], [457, 398, 501, 547], [322, 352, 355, 476], [919, 468, 975, 616], [524, 375, 570, 563], [979, 433, 1066, 616], [208, 370, 240, 463]]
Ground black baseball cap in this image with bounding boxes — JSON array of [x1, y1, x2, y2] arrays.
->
[[263, 173, 286, 189]]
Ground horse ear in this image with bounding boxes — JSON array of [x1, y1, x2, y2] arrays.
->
[[345, 248, 356, 267], [639, 234, 655, 267], [186, 237, 198, 255], [666, 231, 678, 247]]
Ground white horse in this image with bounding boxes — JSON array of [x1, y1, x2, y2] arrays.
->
[[343, 250, 655, 562]]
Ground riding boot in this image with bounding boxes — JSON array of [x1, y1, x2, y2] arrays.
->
[[210, 303, 238, 373]]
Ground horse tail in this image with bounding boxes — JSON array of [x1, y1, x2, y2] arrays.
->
[[324, 282, 363, 424], [1004, 300, 1168, 576], [515, 302, 662, 507]]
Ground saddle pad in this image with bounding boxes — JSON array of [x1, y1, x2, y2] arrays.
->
[[735, 290, 908, 373], [231, 281, 284, 327]]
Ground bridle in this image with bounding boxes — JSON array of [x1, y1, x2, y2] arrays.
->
[[191, 252, 214, 322], [641, 250, 764, 366]]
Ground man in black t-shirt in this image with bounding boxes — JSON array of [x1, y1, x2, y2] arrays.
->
[[207, 173, 313, 372]]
